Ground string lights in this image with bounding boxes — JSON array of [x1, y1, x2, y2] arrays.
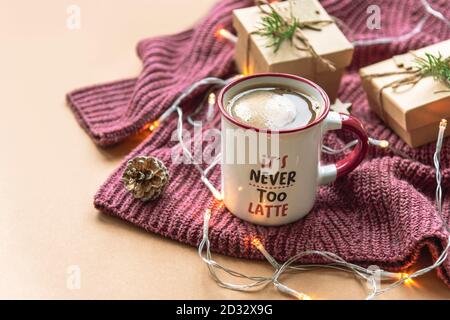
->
[[199, 201, 446, 300], [197, 116, 448, 299], [102, 0, 450, 301], [133, 0, 450, 300], [148, 120, 159, 132], [147, 75, 448, 300]]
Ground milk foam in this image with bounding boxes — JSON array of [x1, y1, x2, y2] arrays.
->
[[227, 87, 320, 130]]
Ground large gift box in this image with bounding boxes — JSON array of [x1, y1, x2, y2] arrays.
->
[[360, 40, 450, 148], [232, 0, 354, 102]]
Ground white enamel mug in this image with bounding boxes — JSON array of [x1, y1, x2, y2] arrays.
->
[[218, 73, 369, 226]]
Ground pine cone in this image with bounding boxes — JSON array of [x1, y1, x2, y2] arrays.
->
[[122, 156, 169, 201]]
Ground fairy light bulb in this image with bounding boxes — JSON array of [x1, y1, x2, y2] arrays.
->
[[378, 140, 389, 148], [139, 119, 160, 135], [251, 237, 262, 248], [205, 209, 211, 219], [368, 137, 389, 148], [149, 120, 159, 132], [274, 282, 312, 300], [289, 291, 312, 300], [298, 293, 312, 300], [213, 198, 225, 209], [252, 237, 279, 268], [435, 119, 447, 149], [400, 273, 414, 285], [216, 28, 237, 43], [208, 93, 216, 105]]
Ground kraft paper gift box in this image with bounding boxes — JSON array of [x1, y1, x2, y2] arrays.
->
[[232, 0, 354, 102], [360, 40, 450, 148]]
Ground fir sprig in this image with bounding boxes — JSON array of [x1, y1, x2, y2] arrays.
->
[[415, 53, 450, 87], [252, 8, 299, 53]]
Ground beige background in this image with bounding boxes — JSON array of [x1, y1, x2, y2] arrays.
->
[[0, 0, 449, 300]]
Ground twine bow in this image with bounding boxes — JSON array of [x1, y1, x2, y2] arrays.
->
[[362, 52, 450, 119], [252, 0, 336, 72]]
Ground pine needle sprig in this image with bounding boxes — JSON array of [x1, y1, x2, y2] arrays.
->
[[415, 53, 450, 87], [252, 7, 299, 53]]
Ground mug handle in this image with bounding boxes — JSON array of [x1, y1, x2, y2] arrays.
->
[[318, 112, 369, 185]]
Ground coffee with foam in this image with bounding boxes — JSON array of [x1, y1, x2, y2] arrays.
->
[[226, 86, 321, 130]]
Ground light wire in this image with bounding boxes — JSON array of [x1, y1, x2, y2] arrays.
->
[[155, 76, 449, 300]]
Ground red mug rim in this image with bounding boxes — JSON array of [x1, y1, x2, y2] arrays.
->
[[217, 73, 331, 134]]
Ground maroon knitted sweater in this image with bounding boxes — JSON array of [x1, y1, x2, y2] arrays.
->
[[67, 0, 450, 287]]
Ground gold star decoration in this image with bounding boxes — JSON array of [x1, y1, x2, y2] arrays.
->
[[330, 99, 352, 115]]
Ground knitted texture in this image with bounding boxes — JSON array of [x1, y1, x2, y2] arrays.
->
[[67, 0, 450, 287], [67, 0, 252, 146]]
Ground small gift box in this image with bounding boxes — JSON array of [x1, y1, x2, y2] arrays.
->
[[232, 0, 354, 102], [360, 40, 450, 148]]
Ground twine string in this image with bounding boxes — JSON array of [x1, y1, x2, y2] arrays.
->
[[360, 50, 449, 122], [254, 0, 336, 71]]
